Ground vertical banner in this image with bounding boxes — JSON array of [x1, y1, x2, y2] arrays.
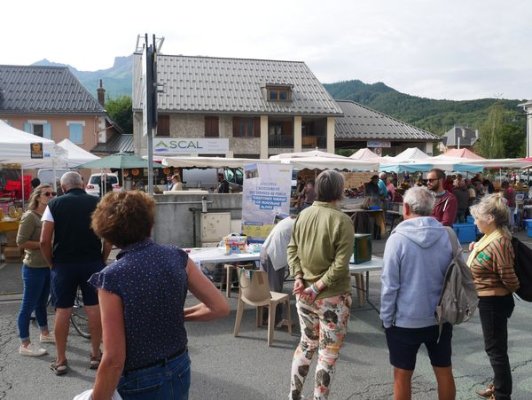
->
[[241, 162, 292, 241]]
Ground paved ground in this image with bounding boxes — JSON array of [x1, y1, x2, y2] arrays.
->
[[1, 232, 532, 399]]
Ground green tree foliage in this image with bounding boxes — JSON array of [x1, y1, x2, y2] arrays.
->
[[105, 96, 133, 134], [476, 102, 526, 158]]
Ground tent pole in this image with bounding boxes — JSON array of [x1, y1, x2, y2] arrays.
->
[[21, 166, 25, 209]]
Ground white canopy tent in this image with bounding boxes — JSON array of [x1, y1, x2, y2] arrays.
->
[[0, 120, 61, 168], [57, 138, 100, 168], [391, 147, 430, 161]]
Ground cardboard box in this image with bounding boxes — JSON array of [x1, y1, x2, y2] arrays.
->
[[353, 234, 372, 264]]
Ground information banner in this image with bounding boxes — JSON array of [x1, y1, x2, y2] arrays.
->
[[241, 162, 292, 241]]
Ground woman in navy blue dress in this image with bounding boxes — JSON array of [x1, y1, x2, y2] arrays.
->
[[89, 191, 229, 400]]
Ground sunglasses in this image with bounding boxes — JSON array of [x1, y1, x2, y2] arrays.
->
[[426, 178, 439, 183], [43, 192, 57, 197]]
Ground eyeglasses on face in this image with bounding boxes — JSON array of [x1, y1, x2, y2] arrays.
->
[[426, 178, 439, 183], [43, 192, 57, 197]]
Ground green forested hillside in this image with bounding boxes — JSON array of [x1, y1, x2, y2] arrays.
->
[[323, 80, 523, 136]]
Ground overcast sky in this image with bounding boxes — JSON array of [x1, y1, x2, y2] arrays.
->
[[3, 0, 531, 101]]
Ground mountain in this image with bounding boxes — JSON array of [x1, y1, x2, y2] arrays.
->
[[33, 56, 133, 99], [323, 80, 524, 136]]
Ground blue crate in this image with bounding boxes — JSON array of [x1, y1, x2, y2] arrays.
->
[[526, 220, 532, 237], [453, 223, 477, 244], [466, 215, 475, 224]]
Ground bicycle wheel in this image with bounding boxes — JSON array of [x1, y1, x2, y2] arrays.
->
[[70, 289, 91, 339]]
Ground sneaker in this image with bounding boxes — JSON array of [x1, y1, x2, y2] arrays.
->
[[476, 383, 494, 398], [40, 333, 55, 343], [19, 343, 47, 357], [89, 354, 102, 370], [50, 360, 68, 376]]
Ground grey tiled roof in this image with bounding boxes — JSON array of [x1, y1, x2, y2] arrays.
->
[[0, 65, 105, 115], [335, 100, 438, 141], [442, 126, 478, 147], [92, 133, 134, 154], [133, 54, 342, 116]]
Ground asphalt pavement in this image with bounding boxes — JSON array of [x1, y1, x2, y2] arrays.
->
[[1, 232, 532, 399]]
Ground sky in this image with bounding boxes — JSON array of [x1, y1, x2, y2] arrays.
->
[[2, 0, 531, 101]]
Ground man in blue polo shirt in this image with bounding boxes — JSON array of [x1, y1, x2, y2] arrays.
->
[[40, 171, 112, 376]]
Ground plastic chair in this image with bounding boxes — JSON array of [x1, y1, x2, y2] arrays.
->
[[233, 268, 292, 346]]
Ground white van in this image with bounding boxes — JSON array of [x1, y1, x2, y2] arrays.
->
[[86, 173, 120, 197], [37, 169, 71, 186], [182, 168, 243, 192]]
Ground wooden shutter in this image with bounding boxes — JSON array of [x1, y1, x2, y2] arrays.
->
[[253, 118, 260, 137], [157, 115, 170, 136], [205, 116, 219, 137]]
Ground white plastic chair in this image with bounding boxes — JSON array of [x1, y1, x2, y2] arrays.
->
[[233, 268, 292, 346]]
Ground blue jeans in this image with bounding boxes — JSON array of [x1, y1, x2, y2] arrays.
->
[[17, 265, 50, 341], [118, 351, 191, 400]]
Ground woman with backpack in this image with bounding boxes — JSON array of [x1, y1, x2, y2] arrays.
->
[[467, 193, 520, 400]]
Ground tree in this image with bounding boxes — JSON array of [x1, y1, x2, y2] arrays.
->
[[106, 96, 133, 134]]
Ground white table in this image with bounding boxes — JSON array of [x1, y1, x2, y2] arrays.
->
[[186, 247, 261, 266], [349, 256, 383, 312], [186, 247, 261, 297]]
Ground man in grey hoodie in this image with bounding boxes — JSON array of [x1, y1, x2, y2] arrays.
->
[[380, 186, 457, 400]]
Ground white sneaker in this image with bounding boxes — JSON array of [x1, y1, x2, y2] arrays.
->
[[40, 333, 55, 343], [19, 343, 47, 357]]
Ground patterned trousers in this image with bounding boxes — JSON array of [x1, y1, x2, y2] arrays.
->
[[289, 293, 351, 400]]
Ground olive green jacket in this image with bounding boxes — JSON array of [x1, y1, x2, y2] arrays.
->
[[288, 201, 354, 299]]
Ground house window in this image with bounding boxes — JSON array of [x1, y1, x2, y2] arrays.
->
[[233, 117, 260, 138], [67, 121, 85, 144], [205, 116, 219, 137], [24, 120, 52, 139], [157, 115, 170, 136], [266, 85, 292, 102]]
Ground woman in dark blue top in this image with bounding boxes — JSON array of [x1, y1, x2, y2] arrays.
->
[[88, 191, 229, 400]]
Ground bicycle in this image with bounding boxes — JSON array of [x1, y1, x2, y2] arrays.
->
[[43, 287, 91, 339]]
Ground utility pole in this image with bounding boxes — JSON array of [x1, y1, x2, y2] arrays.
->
[[142, 33, 164, 195]]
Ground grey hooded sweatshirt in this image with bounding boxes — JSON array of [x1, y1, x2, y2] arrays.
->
[[380, 216, 456, 329]]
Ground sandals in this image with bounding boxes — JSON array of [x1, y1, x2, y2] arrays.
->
[[476, 383, 494, 398], [50, 360, 68, 376], [89, 353, 102, 370]]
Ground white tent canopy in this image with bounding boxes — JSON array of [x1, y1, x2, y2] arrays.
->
[[391, 147, 430, 161], [57, 138, 100, 168], [270, 149, 348, 160], [349, 148, 381, 160], [162, 156, 278, 169], [0, 120, 60, 168]]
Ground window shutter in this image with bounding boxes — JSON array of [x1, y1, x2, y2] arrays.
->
[[69, 123, 83, 144], [23, 122, 31, 133], [43, 123, 52, 139], [253, 118, 260, 137]]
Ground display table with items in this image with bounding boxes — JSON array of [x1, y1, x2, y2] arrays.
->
[[186, 236, 262, 297]]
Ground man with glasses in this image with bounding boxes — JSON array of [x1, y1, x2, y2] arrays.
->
[[426, 168, 457, 227], [40, 171, 112, 376]]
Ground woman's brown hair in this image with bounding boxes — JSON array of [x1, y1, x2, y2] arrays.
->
[[91, 191, 155, 247], [27, 184, 53, 211]]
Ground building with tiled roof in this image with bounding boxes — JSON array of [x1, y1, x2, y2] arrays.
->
[[437, 125, 478, 153], [132, 54, 343, 158], [334, 100, 439, 156], [0, 65, 117, 155]]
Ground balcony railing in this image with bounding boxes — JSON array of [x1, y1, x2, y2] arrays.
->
[[269, 135, 294, 148]]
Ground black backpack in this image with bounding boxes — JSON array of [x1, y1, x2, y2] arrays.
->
[[511, 237, 532, 302]]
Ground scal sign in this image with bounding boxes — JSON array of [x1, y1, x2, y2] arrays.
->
[[154, 138, 229, 154]]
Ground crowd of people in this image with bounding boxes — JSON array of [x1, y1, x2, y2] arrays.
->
[[13, 167, 524, 399]]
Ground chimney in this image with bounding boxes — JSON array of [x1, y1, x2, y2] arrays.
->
[[97, 79, 105, 107]]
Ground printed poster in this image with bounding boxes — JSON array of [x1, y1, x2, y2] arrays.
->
[[241, 162, 292, 241]]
